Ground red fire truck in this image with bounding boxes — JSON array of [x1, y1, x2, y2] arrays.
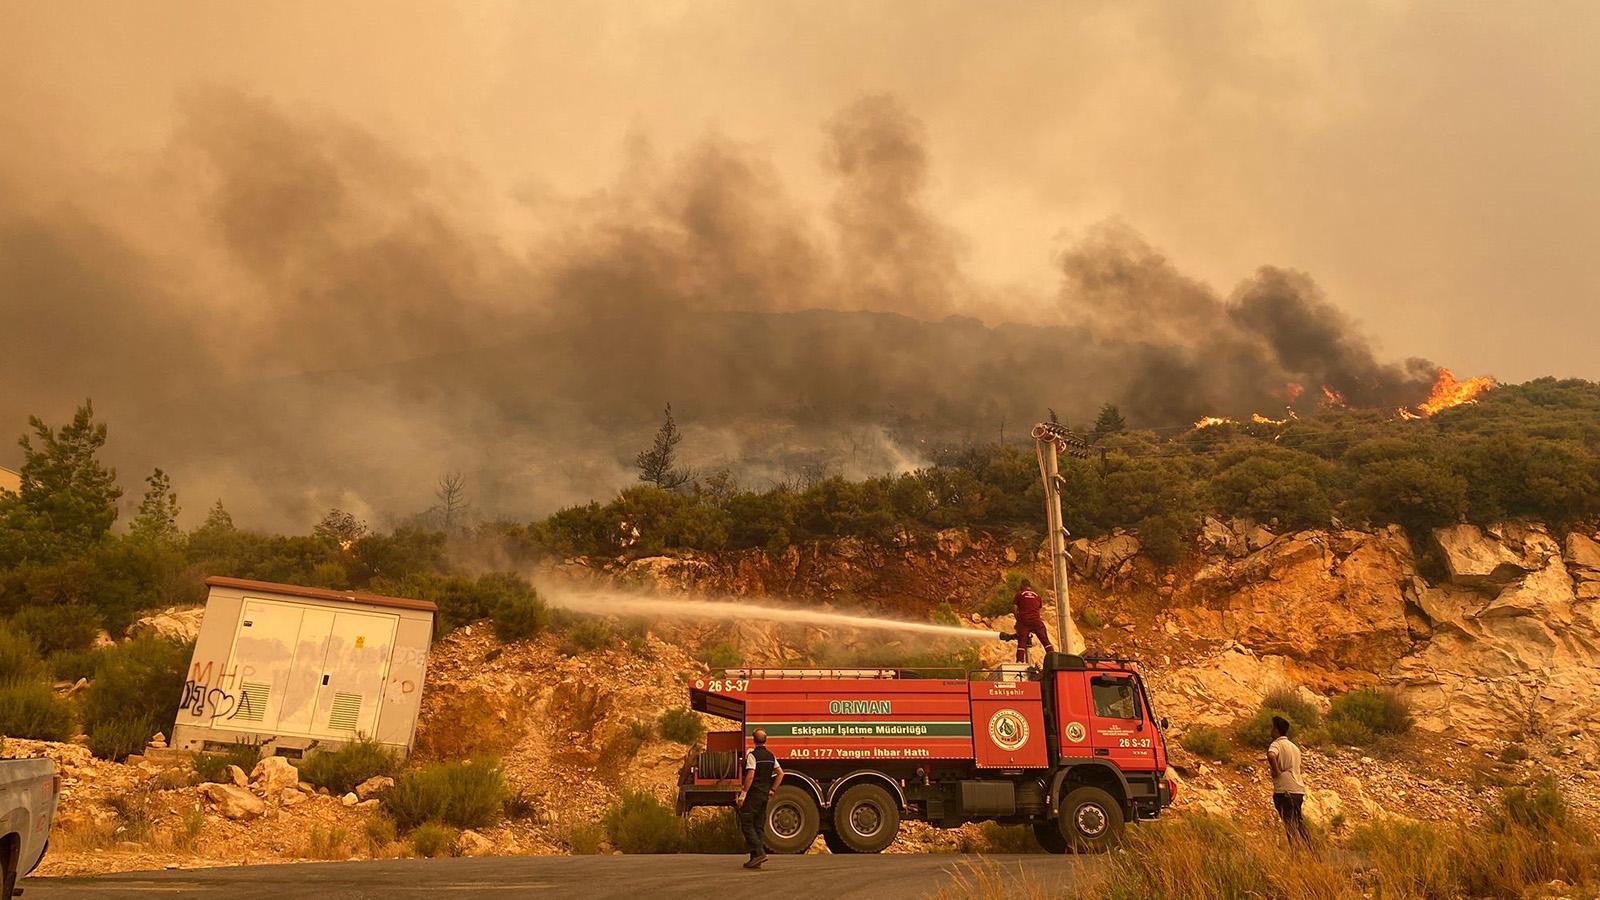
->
[[676, 653, 1174, 854]]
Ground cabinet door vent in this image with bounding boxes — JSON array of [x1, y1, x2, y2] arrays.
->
[[234, 681, 270, 723], [327, 692, 362, 731]]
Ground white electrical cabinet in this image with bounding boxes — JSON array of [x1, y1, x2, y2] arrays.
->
[[172, 577, 435, 757]]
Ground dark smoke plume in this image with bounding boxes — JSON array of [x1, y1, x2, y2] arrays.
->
[[0, 91, 1438, 530]]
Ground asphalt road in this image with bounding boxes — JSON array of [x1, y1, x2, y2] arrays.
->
[[23, 854, 1090, 899]]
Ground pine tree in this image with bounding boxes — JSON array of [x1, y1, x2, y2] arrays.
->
[[200, 499, 234, 532], [636, 404, 690, 490], [1092, 403, 1127, 439], [130, 468, 181, 544], [5, 401, 122, 559]]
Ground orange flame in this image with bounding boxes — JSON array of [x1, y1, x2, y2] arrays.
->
[[1418, 368, 1495, 416], [1320, 386, 1346, 408], [1396, 407, 1423, 421], [1284, 382, 1305, 403], [1193, 416, 1236, 429], [1251, 413, 1292, 426]]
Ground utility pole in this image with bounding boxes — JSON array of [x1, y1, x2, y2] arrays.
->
[[1032, 422, 1089, 656]]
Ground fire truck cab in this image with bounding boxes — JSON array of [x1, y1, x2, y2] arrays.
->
[[676, 652, 1174, 854]]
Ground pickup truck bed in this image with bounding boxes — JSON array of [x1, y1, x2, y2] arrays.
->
[[1, 758, 58, 900]]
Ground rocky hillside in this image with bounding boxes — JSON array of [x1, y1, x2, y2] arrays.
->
[[10, 516, 1598, 876], [592, 517, 1600, 755]]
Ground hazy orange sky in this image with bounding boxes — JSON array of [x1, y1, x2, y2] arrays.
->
[[4, 0, 1597, 381]]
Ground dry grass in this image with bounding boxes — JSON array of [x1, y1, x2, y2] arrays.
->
[[932, 786, 1599, 900], [304, 824, 350, 860], [928, 857, 1056, 900]]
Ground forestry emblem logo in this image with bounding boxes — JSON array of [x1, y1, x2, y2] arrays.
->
[[988, 708, 1029, 751]]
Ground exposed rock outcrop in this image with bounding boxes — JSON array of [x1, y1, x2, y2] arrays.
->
[[1398, 523, 1600, 747], [126, 607, 205, 643]]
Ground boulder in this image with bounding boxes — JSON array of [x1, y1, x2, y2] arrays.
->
[[1565, 532, 1600, 572], [454, 829, 495, 857], [354, 775, 395, 801], [250, 756, 301, 796], [201, 783, 266, 820], [1432, 525, 1536, 587], [226, 765, 249, 789], [341, 792, 359, 806], [126, 607, 206, 643], [281, 788, 306, 806]]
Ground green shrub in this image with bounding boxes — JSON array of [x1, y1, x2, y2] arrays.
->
[[1078, 607, 1104, 629], [568, 822, 604, 855], [1327, 688, 1413, 738], [980, 570, 1034, 618], [88, 715, 156, 761], [565, 618, 613, 652], [696, 641, 740, 669], [409, 822, 457, 858], [491, 587, 549, 642], [1322, 716, 1374, 747], [0, 625, 46, 686], [299, 737, 400, 795], [657, 708, 705, 745], [930, 601, 960, 627], [602, 789, 683, 853], [363, 814, 398, 854], [47, 646, 105, 683], [383, 759, 507, 831], [0, 681, 75, 741], [192, 741, 261, 784], [1498, 743, 1529, 763], [1494, 777, 1568, 834], [1179, 725, 1231, 761], [82, 635, 191, 760], [681, 809, 745, 853], [1232, 686, 1321, 749], [10, 604, 100, 655]]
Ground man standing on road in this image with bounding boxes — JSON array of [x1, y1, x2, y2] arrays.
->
[[1012, 579, 1054, 664], [738, 728, 783, 869], [1267, 716, 1312, 849]]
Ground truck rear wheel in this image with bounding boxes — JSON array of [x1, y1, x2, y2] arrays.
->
[[832, 784, 900, 854], [1057, 786, 1124, 853], [763, 786, 820, 854], [1033, 821, 1069, 854], [821, 828, 856, 854]]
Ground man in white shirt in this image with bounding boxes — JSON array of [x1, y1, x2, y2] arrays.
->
[[1266, 715, 1312, 848]]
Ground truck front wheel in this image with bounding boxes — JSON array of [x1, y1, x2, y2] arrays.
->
[[832, 784, 900, 853], [1057, 786, 1124, 853], [763, 786, 820, 854]]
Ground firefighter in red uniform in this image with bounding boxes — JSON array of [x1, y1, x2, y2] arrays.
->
[[1012, 579, 1054, 663]]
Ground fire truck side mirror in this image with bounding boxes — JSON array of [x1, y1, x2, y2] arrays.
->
[[1160, 717, 1170, 730]]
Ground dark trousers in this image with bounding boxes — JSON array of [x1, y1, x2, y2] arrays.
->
[[1015, 620, 1053, 662], [1274, 792, 1312, 847], [739, 792, 769, 858]]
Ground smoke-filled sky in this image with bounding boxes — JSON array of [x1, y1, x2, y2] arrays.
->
[[3, 1, 1597, 529]]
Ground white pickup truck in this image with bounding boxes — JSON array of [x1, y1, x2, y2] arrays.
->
[[0, 758, 58, 900]]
